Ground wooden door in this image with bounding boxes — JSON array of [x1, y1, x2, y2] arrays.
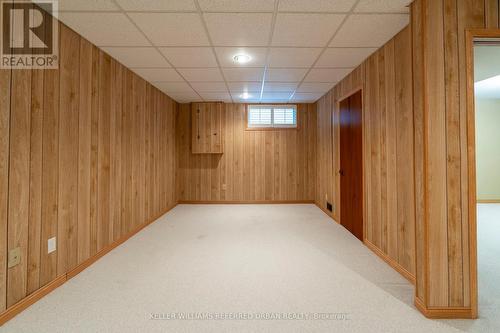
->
[[339, 90, 363, 241]]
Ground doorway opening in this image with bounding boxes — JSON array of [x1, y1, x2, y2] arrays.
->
[[339, 90, 363, 241], [467, 31, 500, 321]]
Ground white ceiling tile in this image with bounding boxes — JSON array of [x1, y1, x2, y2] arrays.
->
[[291, 92, 324, 102], [199, 92, 232, 102], [204, 13, 273, 46], [315, 47, 376, 68], [167, 92, 203, 103], [159, 47, 217, 68], [178, 68, 224, 82], [264, 82, 299, 92], [129, 13, 209, 46], [102, 47, 171, 68], [198, 0, 275, 12], [304, 68, 351, 82], [223, 68, 264, 82], [215, 47, 268, 67], [272, 13, 345, 47], [115, 0, 197, 11], [279, 0, 356, 12], [330, 14, 409, 47], [59, 0, 119, 11], [231, 92, 261, 103], [190, 82, 228, 92], [152, 81, 194, 93], [266, 68, 308, 82], [261, 92, 293, 101], [58, 13, 150, 46], [355, 0, 411, 13], [132, 68, 184, 82], [227, 82, 262, 93], [297, 82, 335, 93], [268, 48, 322, 68]]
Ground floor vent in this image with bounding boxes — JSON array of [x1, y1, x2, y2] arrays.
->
[[326, 202, 333, 212]]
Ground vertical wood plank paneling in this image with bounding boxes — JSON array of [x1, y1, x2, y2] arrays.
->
[[89, 45, 99, 256], [384, 39, 398, 260], [77, 38, 92, 264], [425, 0, 449, 307], [39, 56, 59, 287], [395, 28, 416, 275], [318, 29, 415, 281], [57, 25, 80, 275], [2, 15, 178, 318], [411, 0, 426, 302], [176, 103, 316, 202], [7, 65, 32, 307], [444, 0, 464, 307], [97, 52, 111, 251], [485, 0, 499, 27], [27, 68, 44, 294], [0, 65, 11, 312], [378, 49, 388, 252]]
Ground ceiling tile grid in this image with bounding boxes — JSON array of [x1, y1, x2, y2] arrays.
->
[[53, 0, 411, 104]]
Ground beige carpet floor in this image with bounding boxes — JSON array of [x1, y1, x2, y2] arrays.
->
[[1, 204, 497, 332]]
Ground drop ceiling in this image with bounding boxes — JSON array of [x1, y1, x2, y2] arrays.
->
[[46, 0, 411, 103]]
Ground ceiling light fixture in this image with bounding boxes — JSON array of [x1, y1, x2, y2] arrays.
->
[[233, 54, 251, 64], [240, 92, 251, 99]]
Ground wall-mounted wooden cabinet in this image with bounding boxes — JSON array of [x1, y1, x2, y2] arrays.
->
[[191, 102, 224, 154]]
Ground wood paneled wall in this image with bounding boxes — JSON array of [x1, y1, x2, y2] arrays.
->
[[411, 0, 500, 316], [176, 103, 317, 202], [315, 27, 416, 279], [0, 22, 177, 313]]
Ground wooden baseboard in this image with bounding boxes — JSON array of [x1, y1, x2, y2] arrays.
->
[[364, 239, 416, 284], [178, 200, 315, 204], [477, 199, 500, 204], [0, 203, 178, 326], [414, 297, 476, 319], [0, 275, 66, 326]]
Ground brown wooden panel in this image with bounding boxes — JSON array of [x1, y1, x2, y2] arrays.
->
[[7, 67, 31, 307], [444, 0, 464, 307], [90, 45, 100, 256], [27, 68, 44, 294], [425, 0, 449, 307], [39, 62, 59, 287], [394, 27, 416, 276], [0, 65, 11, 312], [2, 15, 178, 319], [77, 38, 92, 265], [58, 25, 80, 275], [97, 52, 111, 251]]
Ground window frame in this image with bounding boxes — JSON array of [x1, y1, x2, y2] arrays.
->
[[245, 104, 299, 131]]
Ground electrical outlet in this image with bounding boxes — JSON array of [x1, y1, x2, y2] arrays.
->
[[48, 237, 56, 254], [8, 247, 21, 268]]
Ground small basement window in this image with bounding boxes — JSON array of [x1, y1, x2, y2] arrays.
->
[[247, 105, 297, 129]]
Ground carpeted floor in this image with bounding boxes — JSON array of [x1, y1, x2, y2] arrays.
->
[[1, 204, 497, 332]]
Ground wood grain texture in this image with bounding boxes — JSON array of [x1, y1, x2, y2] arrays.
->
[[177, 103, 316, 202], [315, 28, 416, 279], [7, 66, 32, 307], [410, 0, 499, 317], [0, 66, 11, 312], [1, 18, 177, 319]]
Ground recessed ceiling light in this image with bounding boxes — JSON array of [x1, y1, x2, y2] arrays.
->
[[240, 92, 251, 99], [233, 54, 251, 64]]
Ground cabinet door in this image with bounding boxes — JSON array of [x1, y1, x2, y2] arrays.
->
[[192, 102, 224, 154]]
